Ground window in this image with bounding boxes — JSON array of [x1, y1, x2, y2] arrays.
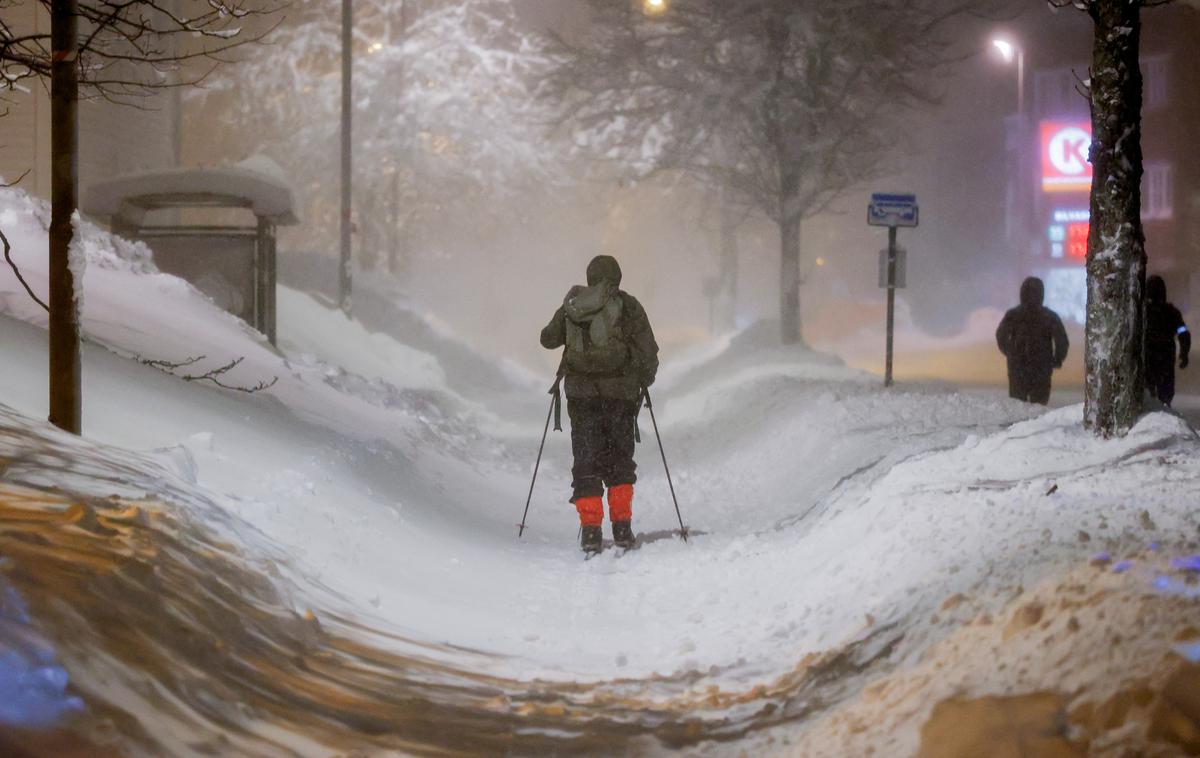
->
[[1034, 67, 1085, 116], [1143, 162, 1173, 221], [1143, 55, 1169, 110]]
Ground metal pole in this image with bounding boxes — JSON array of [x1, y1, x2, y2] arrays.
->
[[49, 0, 81, 434], [885, 225, 897, 388], [339, 0, 353, 314], [518, 379, 560, 538], [643, 389, 687, 542], [1017, 48, 1025, 119]]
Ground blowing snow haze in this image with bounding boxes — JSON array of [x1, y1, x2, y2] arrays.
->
[[1, 0, 1199, 754]]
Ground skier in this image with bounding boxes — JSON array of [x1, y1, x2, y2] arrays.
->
[[540, 255, 659, 554], [1145, 275, 1191, 407], [995, 276, 1070, 405]]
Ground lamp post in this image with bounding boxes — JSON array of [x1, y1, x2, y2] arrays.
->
[[339, 0, 353, 314], [991, 38, 1025, 117]]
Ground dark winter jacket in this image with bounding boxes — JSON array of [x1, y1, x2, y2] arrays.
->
[[996, 277, 1070, 378], [1145, 275, 1191, 370], [540, 256, 660, 401]]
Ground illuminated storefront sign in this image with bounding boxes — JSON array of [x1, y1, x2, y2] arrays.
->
[[1052, 209, 1090, 224], [1047, 208, 1090, 260], [1041, 121, 1093, 193]]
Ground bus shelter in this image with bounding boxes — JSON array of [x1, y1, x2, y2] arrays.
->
[[82, 157, 298, 345]]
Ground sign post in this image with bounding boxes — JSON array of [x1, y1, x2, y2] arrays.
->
[[868, 193, 919, 388]]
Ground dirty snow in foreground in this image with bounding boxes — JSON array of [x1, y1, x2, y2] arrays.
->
[[2, 186, 1199, 714]]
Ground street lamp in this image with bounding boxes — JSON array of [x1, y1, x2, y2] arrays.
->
[[990, 37, 1025, 117], [642, 0, 668, 16]]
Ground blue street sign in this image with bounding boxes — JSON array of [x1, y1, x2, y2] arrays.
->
[[868, 193, 919, 228]]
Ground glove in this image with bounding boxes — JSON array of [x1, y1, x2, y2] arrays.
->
[[1181, 355, 1189, 370]]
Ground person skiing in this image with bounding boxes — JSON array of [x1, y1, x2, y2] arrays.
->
[[540, 255, 659, 554], [1145, 275, 1191, 407], [995, 276, 1070, 405]]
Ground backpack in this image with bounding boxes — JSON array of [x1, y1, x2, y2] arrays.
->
[[563, 282, 629, 375]]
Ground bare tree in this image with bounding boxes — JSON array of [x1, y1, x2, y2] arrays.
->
[[1, 0, 280, 434], [546, 0, 991, 345], [1050, 0, 1172, 436]]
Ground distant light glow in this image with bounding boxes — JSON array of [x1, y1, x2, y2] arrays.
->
[[368, 41, 384, 53], [991, 38, 1016, 64], [815, 257, 826, 267], [642, 0, 668, 15]]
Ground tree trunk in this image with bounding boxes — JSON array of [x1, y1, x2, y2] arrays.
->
[[714, 185, 739, 333], [49, 0, 81, 434], [779, 213, 802, 345], [1083, 0, 1147, 437]]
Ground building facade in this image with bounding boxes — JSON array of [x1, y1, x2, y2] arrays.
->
[[1007, 4, 1200, 324]]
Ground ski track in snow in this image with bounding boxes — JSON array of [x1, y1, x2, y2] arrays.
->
[[2, 187, 1200, 750]]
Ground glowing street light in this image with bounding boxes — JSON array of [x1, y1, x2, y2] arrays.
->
[[990, 36, 1025, 117], [991, 39, 1015, 64], [642, 0, 668, 16]]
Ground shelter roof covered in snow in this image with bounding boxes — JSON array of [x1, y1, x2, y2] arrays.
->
[[81, 156, 299, 225]]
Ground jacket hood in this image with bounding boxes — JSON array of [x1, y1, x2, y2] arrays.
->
[[1020, 276, 1045, 307], [1147, 275, 1167, 304], [586, 255, 623, 287]]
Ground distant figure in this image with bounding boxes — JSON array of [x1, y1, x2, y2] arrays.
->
[[995, 276, 1070, 405], [1145, 275, 1190, 407], [541, 255, 659, 554]]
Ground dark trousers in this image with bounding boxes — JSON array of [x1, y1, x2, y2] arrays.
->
[[567, 397, 639, 501], [1147, 360, 1176, 406], [1008, 369, 1051, 405]]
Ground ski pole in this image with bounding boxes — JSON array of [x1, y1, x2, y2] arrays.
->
[[518, 376, 562, 538], [642, 388, 687, 542]]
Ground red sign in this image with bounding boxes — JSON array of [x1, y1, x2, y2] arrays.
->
[[1041, 121, 1093, 193], [1066, 222, 1089, 259]]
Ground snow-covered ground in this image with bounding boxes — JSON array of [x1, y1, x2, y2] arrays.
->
[[2, 187, 1199, 755]]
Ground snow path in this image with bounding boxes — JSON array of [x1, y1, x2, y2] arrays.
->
[[3, 187, 1199, 725]]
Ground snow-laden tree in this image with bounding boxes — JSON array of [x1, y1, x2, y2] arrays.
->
[[547, 0, 994, 345], [209, 0, 563, 273], [1051, 0, 1172, 436]]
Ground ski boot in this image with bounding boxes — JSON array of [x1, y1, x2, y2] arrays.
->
[[612, 521, 636, 549], [581, 525, 603, 554]]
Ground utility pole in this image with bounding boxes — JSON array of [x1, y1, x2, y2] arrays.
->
[[339, 0, 353, 313], [49, 0, 81, 433], [387, 0, 409, 276]]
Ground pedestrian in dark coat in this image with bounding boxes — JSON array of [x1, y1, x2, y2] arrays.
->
[[541, 255, 659, 553], [1145, 275, 1191, 406], [995, 276, 1070, 405]]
